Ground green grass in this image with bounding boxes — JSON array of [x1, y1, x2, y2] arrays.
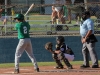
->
[[0, 61, 100, 68]]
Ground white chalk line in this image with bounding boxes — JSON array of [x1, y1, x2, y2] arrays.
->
[[1, 68, 100, 75]]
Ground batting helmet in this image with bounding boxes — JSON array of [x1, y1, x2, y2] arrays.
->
[[56, 36, 65, 43], [14, 14, 24, 20]]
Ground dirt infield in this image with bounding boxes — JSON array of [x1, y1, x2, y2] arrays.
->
[[0, 65, 100, 75]]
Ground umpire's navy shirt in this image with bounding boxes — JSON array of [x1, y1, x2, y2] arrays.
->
[[80, 18, 94, 37]]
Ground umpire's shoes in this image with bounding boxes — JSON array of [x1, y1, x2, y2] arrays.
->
[[80, 65, 90, 68], [35, 68, 39, 72], [14, 69, 19, 74], [92, 65, 99, 68]]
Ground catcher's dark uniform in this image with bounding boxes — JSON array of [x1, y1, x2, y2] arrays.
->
[[52, 36, 74, 69], [56, 43, 74, 61]]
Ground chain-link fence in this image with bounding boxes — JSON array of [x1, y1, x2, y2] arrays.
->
[[0, 2, 100, 36]]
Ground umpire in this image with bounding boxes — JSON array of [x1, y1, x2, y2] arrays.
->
[[80, 11, 99, 68]]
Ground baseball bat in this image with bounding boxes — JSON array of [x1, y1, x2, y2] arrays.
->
[[24, 3, 35, 16]]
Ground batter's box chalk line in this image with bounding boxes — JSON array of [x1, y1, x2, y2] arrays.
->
[[39, 69, 100, 72]]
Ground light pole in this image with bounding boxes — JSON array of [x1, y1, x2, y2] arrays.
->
[[40, 0, 45, 14]]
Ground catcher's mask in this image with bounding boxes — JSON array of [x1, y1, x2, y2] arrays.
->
[[56, 36, 65, 43], [82, 11, 90, 21]]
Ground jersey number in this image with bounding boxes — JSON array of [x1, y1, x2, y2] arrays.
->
[[23, 26, 27, 34]]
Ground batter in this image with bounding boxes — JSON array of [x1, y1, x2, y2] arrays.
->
[[14, 14, 39, 74]]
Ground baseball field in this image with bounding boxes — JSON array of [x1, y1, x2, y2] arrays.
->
[[0, 1, 100, 75], [0, 61, 100, 75]]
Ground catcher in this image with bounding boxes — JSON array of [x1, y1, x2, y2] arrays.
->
[[45, 36, 74, 69]]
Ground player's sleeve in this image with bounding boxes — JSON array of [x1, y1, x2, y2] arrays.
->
[[29, 25, 30, 30], [15, 23, 18, 30], [27, 22, 30, 30]]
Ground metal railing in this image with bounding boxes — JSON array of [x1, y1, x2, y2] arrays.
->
[[0, 18, 100, 36]]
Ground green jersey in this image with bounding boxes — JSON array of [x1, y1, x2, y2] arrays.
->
[[1, 9, 7, 16], [1, 11, 6, 16], [63, 5, 68, 17], [15, 21, 30, 39]]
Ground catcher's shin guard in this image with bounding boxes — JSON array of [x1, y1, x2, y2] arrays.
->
[[54, 60, 63, 69], [52, 53, 63, 69], [60, 52, 72, 69], [63, 57, 73, 69]]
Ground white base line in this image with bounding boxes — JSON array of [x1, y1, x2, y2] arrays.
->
[[40, 69, 100, 72], [1, 69, 100, 75]]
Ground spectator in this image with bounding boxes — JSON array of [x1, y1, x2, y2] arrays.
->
[[51, 0, 66, 24], [65, 0, 75, 24], [75, 6, 85, 25], [51, 0, 70, 30], [0, 7, 8, 30]]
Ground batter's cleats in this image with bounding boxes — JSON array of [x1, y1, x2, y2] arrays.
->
[[14, 69, 19, 74], [35, 68, 39, 72], [54, 66, 64, 69]]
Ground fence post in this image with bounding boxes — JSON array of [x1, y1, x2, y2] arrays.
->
[[84, 0, 88, 11], [4, 0, 7, 35]]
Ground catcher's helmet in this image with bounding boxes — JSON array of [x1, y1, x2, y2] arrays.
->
[[56, 36, 65, 42], [14, 14, 24, 20]]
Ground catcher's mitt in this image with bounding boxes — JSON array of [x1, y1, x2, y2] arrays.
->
[[45, 42, 54, 53]]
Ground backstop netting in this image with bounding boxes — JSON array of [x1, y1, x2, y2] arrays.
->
[[0, 2, 100, 36]]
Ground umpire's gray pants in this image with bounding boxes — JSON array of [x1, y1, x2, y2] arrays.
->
[[82, 42, 98, 66], [15, 38, 38, 69]]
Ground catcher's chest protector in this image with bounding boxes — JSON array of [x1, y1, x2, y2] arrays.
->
[[59, 44, 74, 55], [65, 45, 74, 55]]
